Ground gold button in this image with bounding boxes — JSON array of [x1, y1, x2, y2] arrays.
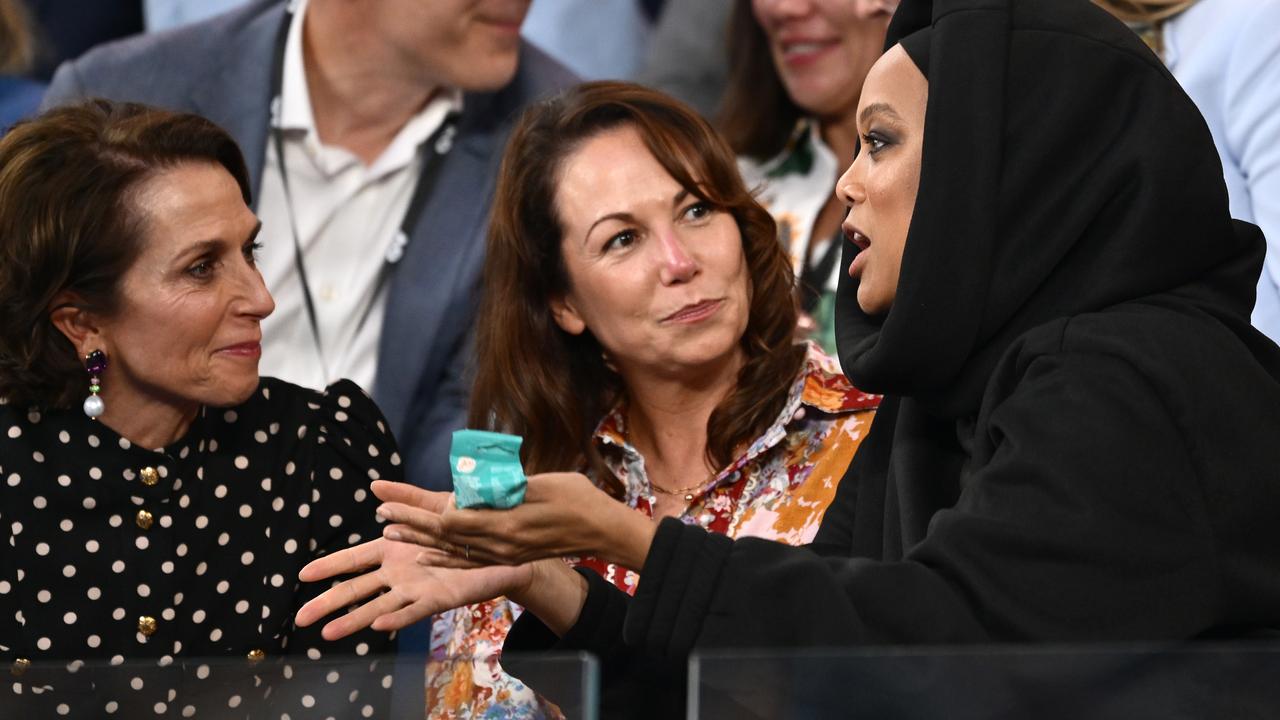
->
[[138, 616, 157, 636], [10, 658, 30, 676], [246, 649, 265, 664], [140, 467, 159, 486], [135, 509, 154, 530]]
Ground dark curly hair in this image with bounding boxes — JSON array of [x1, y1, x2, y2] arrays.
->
[[0, 99, 251, 409], [470, 81, 805, 496]]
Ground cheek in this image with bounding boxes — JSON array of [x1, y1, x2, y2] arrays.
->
[[568, 268, 648, 343]]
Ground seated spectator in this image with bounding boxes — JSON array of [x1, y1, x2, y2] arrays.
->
[[1092, 0, 1280, 343], [297, 0, 1280, 717], [300, 81, 878, 716], [41, 0, 576, 494], [0, 100, 397, 717], [0, 0, 44, 131], [721, 0, 898, 358]]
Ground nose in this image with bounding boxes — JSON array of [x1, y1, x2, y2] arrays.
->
[[235, 261, 275, 320], [656, 226, 699, 285], [756, 0, 813, 21], [836, 150, 867, 210]]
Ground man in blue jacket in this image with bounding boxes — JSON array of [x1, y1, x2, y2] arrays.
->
[[44, 0, 575, 493]]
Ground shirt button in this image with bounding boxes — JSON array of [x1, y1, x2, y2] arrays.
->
[[246, 649, 266, 664], [10, 658, 30, 676], [135, 509, 154, 530], [138, 616, 158, 636], [140, 467, 159, 486]]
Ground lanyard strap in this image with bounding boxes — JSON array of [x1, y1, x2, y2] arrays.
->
[[267, 4, 458, 376]]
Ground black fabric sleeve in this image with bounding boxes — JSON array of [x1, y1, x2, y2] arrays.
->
[[271, 381, 403, 718], [504, 568, 686, 718], [505, 568, 632, 656], [622, 352, 1218, 657]]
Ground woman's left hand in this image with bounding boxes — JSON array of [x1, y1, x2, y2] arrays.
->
[[372, 474, 657, 571], [294, 535, 533, 640]]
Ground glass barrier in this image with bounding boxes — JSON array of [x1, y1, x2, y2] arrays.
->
[[689, 644, 1280, 719], [6, 652, 598, 719]]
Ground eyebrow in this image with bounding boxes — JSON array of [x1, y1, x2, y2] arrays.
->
[[174, 220, 264, 262], [582, 189, 691, 245], [859, 102, 904, 126]]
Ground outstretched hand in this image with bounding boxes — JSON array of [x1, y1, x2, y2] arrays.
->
[[294, 535, 531, 641], [372, 474, 656, 571]]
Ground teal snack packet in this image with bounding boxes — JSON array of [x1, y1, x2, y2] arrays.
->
[[450, 430, 527, 509]]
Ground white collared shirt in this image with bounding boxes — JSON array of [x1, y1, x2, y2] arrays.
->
[[255, 0, 463, 392]]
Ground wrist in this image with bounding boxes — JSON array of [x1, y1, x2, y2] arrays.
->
[[513, 560, 588, 637], [608, 508, 658, 571]]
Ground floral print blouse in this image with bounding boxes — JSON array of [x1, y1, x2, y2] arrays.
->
[[425, 343, 879, 718]]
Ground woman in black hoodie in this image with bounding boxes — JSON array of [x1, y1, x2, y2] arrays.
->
[[300, 0, 1280, 702]]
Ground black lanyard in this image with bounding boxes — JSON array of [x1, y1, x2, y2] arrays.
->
[[267, 4, 458, 374]]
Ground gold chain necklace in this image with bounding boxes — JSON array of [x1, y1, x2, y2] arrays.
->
[[649, 474, 714, 503]]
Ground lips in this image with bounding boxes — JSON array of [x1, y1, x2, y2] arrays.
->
[[844, 223, 871, 250], [779, 37, 838, 63], [661, 299, 723, 324], [217, 341, 261, 357]]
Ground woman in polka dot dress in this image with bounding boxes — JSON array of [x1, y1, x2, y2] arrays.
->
[[0, 101, 398, 717]]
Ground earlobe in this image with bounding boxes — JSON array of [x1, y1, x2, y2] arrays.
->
[[47, 293, 105, 357], [549, 296, 587, 336]]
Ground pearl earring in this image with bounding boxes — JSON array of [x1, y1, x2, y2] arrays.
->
[[83, 349, 107, 419]]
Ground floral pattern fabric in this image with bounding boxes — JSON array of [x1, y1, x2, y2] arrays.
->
[[425, 344, 878, 718]]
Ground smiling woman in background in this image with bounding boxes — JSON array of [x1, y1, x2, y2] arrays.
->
[[721, 0, 898, 356], [0, 100, 398, 717]]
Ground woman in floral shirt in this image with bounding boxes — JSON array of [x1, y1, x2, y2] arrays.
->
[[294, 82, 879, 717], [427, 343, 875, 716]]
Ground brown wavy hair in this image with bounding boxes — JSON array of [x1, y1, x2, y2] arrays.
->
[[0, 99, 251, 409], [471, 81, 805, 496], [716, 0, 801, 161]]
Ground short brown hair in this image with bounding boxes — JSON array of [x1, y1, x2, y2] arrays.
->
[[471, 81, 804, 495], [0, 99, 252, 409], [716, 0, 802, 161]]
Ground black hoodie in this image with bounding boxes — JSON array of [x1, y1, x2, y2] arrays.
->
[[506, 0, 1280, 712]]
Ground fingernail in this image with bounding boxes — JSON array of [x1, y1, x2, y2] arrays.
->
[[385, 529, 402, 541], [376, 505, 390, 520]]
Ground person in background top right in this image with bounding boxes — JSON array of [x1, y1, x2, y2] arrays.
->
[[719, 0, 898, 361], [1094, 0, 1280, 344]]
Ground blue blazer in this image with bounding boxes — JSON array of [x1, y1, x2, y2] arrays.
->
[[43, 0, 576, 492]]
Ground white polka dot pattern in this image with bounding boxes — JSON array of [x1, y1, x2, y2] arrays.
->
[[1, 379, 400, 716]]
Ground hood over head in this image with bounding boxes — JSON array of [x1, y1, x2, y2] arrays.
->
[[835, 0, 1265, 418]]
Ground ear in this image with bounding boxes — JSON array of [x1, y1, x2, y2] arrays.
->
[[48, 291, 108, 358], [549, 294, 587, 336]]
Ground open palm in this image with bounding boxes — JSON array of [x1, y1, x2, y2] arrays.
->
[[295, 536, 531, 641]]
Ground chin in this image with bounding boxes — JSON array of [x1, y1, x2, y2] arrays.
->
[[856, 286, 892, 317], [208, 373, 262, 408], [452, 54, 519, 92]]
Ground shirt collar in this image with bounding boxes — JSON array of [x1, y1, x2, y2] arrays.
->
[[592, 342, 879, 467]]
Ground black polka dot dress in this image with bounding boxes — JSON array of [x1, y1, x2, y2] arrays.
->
[[1, 378, 401, 717]]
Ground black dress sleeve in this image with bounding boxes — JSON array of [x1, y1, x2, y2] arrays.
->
[[271, 380, 404, 718]]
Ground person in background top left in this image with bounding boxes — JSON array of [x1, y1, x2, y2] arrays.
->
[[41, 0, 577, 494], [0, 0, 44, 131], [0, 100, 399, 718]]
